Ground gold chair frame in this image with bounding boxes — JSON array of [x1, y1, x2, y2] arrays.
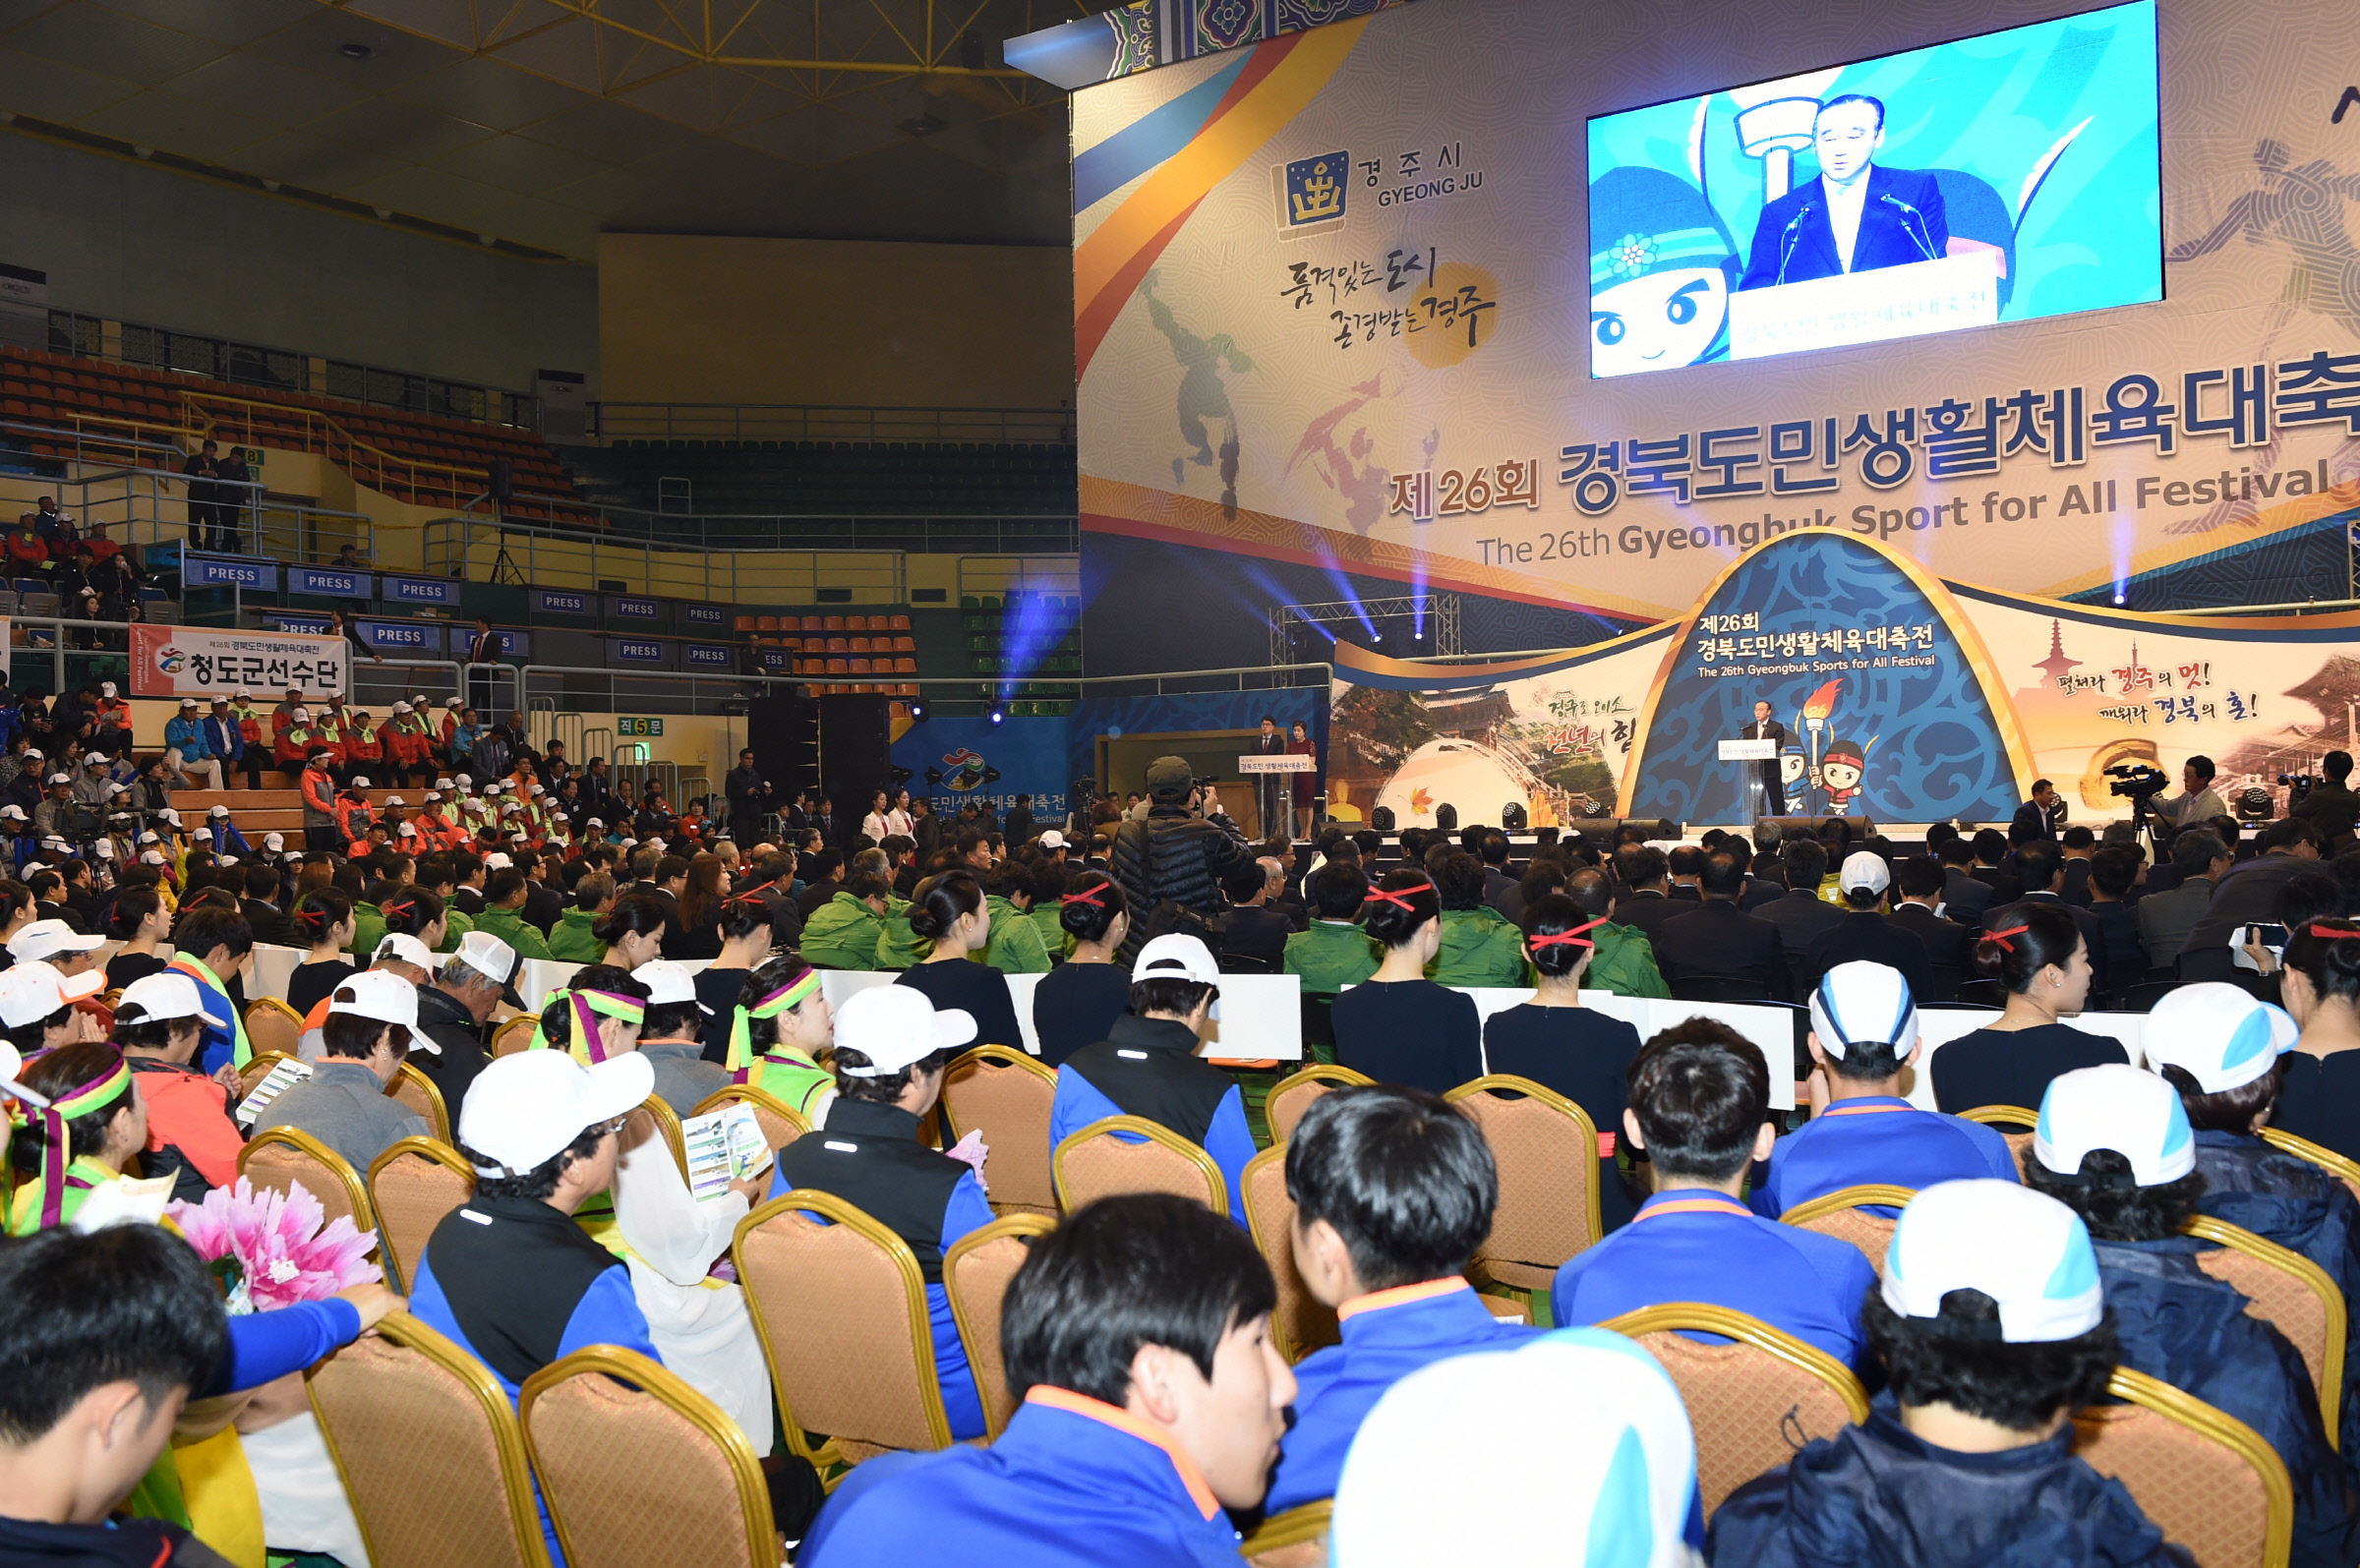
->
[[239, 1123, 379, 1238], [365, 1135, 476, 1296], [1051, 1114, 1230, 1217], [2261, 1127, 2360, 1207], [1443, 1074, 1605, 1277], [2184, 1213, 2348, 1448], [1239, 1499, 1333, 1567], [1265, 1064, 1374, 1145], [942, 1212, 1058, 1440], [388, 1063, 450, 1142], [2079, 1365, 2294, 1568]]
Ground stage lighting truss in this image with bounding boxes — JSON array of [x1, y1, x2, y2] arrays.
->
[[1268, 594, 1460, 666]]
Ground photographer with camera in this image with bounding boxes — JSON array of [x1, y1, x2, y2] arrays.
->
[[2291, 750, 2359, 848], [2152, 754, 2227, 831], [1108, 755, 1254, 962]]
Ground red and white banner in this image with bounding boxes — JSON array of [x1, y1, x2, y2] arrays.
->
[[129, 624, 347, 700]]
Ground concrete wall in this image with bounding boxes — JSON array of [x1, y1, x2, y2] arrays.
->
[[598, 233, 1073, 410], [0, 134, 597, 394]]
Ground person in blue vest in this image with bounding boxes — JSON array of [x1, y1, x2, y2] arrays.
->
[[2142, 981, 2360, 1306], [1262, 1082, 1530, 1513], [1048, 932, 1256, 1222], [1553, 1017, 1880, 1375], [1329, 1327, 1704, 1567], [767, 983, 992, 1439], [2025, 1065, 2360, 1568], [800, 1191, 1294, 1566], [1710, 1179, 2193, 1568], [1753, 960, 2020, 1219], [405, 1046, 668, 1566]]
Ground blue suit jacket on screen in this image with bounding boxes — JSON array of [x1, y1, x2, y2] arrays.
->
[[1740, 165, 1950, 290]]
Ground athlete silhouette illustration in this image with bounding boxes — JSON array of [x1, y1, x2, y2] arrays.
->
[[1141, 268, 1253, 513]]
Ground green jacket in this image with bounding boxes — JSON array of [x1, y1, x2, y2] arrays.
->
[[1429, 906, 1528, 988], [802, 892, 884, 971], [1029, 902, 1076, 961], [436, 906, 474, 955], [345, 900, 384, 958], [1582, 920, 1670, 999], [1284, 920, 1380, 997], [475, 906, 554, 961], [981, 895, 1053, 975], [547, 907, 606, 962], [873, 897, 929, 970], [752, 1050, 835, 1121]]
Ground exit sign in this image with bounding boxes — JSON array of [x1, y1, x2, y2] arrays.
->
[[618, 717, 665, 736]]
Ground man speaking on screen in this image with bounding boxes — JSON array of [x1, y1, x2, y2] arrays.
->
[[1740, 94, 1949, 290]]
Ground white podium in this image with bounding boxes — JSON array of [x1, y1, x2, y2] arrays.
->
[[1730, 251, 2001, 361], [1240, 753, 1316, 838], [1720, 736, 1778, 822]]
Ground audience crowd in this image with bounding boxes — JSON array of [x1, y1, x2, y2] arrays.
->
[[4, 737, 2360, 1566]]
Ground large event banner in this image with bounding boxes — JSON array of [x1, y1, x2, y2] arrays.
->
[[128, 624, 347, 702], [1075, 0, 2360, 624], [1331, 531, 2360, 828]]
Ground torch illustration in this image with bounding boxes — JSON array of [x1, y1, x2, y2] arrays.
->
[[1799, 677, 1843, 815]]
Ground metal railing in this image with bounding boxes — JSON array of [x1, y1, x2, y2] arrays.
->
[[592, 402, 1076, 446], [514, 663, 800, 718], [47, 311, 539, 429], [0, 445, 373, 567], [460, 500, 1077, 554], [423, 516, 909, 602]]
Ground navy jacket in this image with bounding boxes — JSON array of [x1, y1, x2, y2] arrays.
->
[[1740, 165, 1950, 290], [1710, 1400, 2190, 1567], [2096, 1238, 2360, 1568]]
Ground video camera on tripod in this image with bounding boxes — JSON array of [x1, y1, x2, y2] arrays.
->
[[2106, 762, 2170, 843]]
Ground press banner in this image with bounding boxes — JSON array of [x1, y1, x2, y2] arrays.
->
[[129, 624, 348, 701], [1328, 531, 2360, 827]]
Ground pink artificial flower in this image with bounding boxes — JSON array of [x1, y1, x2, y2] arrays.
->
[[168, 1177, 381, 1310]]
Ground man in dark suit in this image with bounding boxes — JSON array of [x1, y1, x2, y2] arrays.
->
[[1742, 700, 1790, 818], [1724, 841, 1785, 912], [1967, 830, 2021, 904], [1214, 859, 1291, 969], [1747, 821, 1787, 892], [2137, 830, 2228, 971], [1740, 95, 1948, 291], [1665, 844, 1705, 902], [1935, 840, 1993, 922], [1801, 851, 1931, 1003], [1478, 832, 1520, 919], [1884, 855, 1971, 988], [2291, 750, 2360, 848], [1249, 716, 1287, 840], [810, 796, 840, 847], [1655, 850, 1793, 999], [1608, 844, 1684, 946], [2009, 780, 2068, 844], [1756, 839, 1844, 962], [2178, 818, 2324, 969], [464, 616, 502, 717], [2057, 826, 2097, 906], [238, 860, 293, 950]]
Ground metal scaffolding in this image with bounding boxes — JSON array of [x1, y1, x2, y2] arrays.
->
[[1269, 594, 1461, 667]]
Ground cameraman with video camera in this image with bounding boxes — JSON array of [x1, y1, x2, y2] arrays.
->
[[1109, 755, 1254, 962], [2152, 754, 2228, 831], [2291, 750, 2359, 848]]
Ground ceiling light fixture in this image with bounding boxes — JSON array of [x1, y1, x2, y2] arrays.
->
[[337, 42, 376, 61]]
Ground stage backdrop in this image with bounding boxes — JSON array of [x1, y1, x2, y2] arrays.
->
[[1075, 0, 2360, 651], [1331, 531, 2360, 827]]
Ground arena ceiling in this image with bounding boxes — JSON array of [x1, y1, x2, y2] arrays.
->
[[0, 0, 1095, 259]]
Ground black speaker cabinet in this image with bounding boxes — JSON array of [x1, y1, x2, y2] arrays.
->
[[817, 694, 891, 823]]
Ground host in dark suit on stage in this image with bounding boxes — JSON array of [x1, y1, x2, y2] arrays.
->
[[1744, 700, 1789, 819], [1740, 95, 1948, 291]]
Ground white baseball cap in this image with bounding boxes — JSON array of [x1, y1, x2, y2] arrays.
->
[[453, 929, 518, 982], [101, 783, 128, 798], [374, 933, 437, 971], [351, 777, 371, 789], [0, 807, 25, 823], [436, 778, 455, 790], [140, 850, 166, 865], [1807, 960, 1918, 1063], [116, 970, 205, 1024], [1133, 932, 1223, 1019], [208, 805, 229, 818], [85, 753, 107, 766], [43, 774, 67, 786], [425, 791, 442, 803], [457, 1048, 653, 1178], [159, 810, 181, 827], [234, 690, 252, 700], [37, 837, 66, 852], [585, 818, 604, 829], [264, 833, 284, 851], [455, 774, 472, 788], [2034, 1063, 2196, 1187], [1881, 1179, 2105, 1344], [7, 919, 103, 965], [2143, 983, 2299, 1095], [21, 749, 38, 760], [218, 855, 237, 866], [178, 697, 196, 709], [834, 985, 975, 1074], [393, 701, 412, 714], [1039, 829, 1067, 849], [635, 959, 710, 1014], [99, 682, 116, 697], [483, 852, 512, 870], [93, 842, 112, 860], [1331, 1329, 1697, 1568], [292, 708, 310, 722], [0, 960, 104, 1028], [329, 969, 420, 1029], [397, 823, 417, 839], [137, 832, 158, 844], [1838, 850, 1890, 896]]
